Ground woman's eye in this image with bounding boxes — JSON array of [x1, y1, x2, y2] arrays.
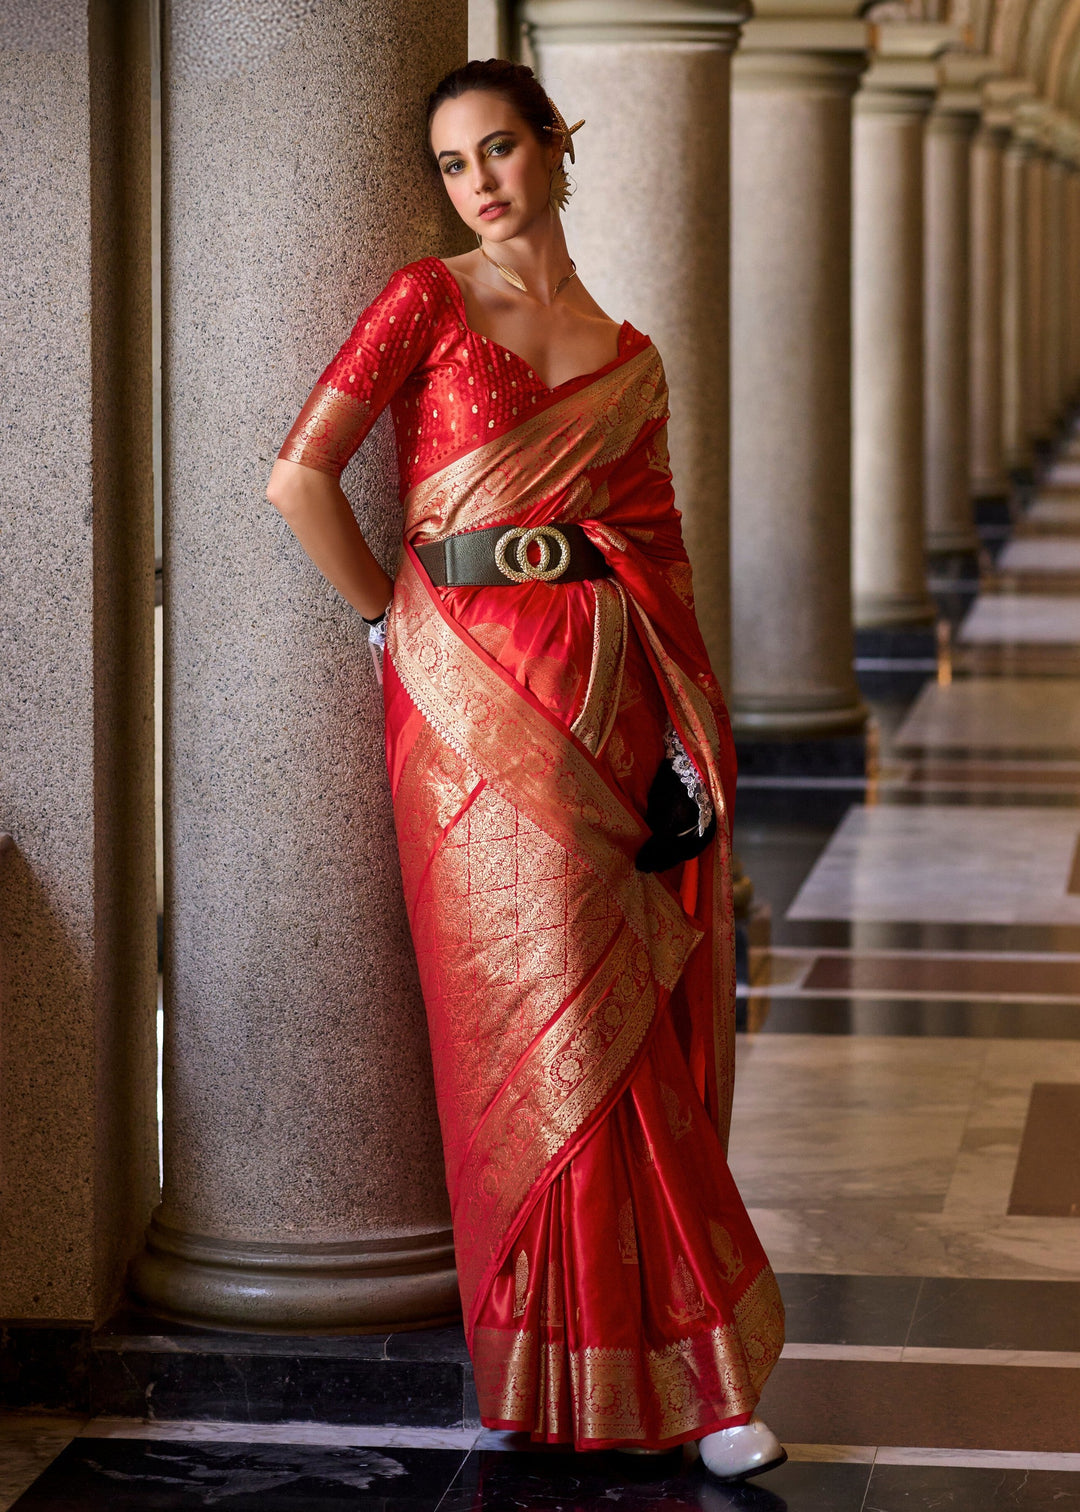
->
[[487, 140, 511, 156], [444, 160, 464, 175]]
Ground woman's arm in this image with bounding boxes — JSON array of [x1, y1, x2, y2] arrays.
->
[[266, 458, 392, 620]]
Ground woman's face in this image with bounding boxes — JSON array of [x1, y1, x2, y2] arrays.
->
[[429, 90, 560, 241]]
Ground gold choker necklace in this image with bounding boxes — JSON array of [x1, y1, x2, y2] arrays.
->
[[478, 243, 578, 301]]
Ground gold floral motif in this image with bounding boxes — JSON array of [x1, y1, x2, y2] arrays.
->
[[646, 427, 671, 475], [570, 579, 628, 757], [617, 1199, 639, 1265], [405, 784, 619, 1179], [664, 560, 696, 609], [733, 1267, 787, 1392], [472, 1326, 536, 1425], [668, 1255, 707, 1328], [514, 1249, 530, 1319], [389, 552, 703, 995], [661, 1082, 692, 1142], [708, 1221, 745, 1284], [277, 381, 373, 476]]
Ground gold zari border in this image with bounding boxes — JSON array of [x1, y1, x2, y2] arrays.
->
[[472, 1266, 785, 1446], [277, 381, 373, 476], [569, 578, 627, 757], [403, 345, 666, 542]]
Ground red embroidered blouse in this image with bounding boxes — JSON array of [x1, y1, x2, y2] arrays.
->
[[277, 255, 645, 493]]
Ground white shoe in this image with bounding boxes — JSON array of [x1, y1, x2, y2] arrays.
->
[[697, 1418, 786, 1482]]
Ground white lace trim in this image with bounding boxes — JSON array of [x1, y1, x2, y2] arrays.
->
[[366, 608, 389, 650], [663, 723, 714, 838]]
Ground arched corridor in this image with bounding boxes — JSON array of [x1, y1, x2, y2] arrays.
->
[[3, 0, 1080, 1506]]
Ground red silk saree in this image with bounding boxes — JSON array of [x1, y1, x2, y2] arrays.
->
[[280, 256, 784, 1448]]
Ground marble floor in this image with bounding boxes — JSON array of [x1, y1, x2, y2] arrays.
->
[[959, 591, 1080, 643], [8, 451, 1080, 1508], [996, 536, 1080, 572]]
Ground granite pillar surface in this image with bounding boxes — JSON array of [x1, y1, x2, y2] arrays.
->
[[1069, 165, 1080, 400], [730, 21, 869, 735], [923, 88, 979, 557], [129, 0, 466, 1331], [522, 0, 752, 692], [968, 120, 1010, 501], [852, 39, 939, 629], [1002, 130, 1035, 474], [0, 1, 158, 1323], [1042, 154, 1068, 428], [1024, 141, 1049, 444]]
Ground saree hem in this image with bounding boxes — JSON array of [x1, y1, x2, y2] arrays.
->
[[477, 1408, 756, 1453]]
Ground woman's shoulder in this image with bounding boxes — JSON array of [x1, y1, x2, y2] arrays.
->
[[382, 255, 450, 291], [353, 257, 455, 336]]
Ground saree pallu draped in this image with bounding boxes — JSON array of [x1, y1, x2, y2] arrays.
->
[[375, 289, 784, 1448]]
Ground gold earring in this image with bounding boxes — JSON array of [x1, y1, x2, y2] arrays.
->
[[549, 160, 571, 213]]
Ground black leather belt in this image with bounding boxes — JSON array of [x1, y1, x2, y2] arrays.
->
[[414, 522, 609, 587]]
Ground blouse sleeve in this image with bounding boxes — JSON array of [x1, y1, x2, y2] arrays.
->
[[277, 265, 439, 478]]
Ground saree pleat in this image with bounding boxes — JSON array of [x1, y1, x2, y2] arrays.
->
[[281, 256, 783, 1448]]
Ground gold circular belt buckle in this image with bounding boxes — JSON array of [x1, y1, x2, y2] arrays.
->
[[494, 525, 572, 583]]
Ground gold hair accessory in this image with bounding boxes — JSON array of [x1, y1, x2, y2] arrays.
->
[[546, 95, 584, 213]]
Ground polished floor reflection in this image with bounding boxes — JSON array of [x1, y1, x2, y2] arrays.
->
[[6, 452, 1080, 1509]]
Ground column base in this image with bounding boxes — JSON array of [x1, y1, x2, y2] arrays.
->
[[129, 1211, 460, 1334], [926, 528, 980, 557], [731, 693, 869, 741], [854, 592, 937, 631], [970, 474, 1011, 502]]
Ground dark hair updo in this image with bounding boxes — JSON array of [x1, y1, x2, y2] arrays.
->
[[425, 58, 557, 152]]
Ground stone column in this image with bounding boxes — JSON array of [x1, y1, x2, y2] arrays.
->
[[969, 115, 1011, 503], [923, 60, 981, 560], [521, 0, 751, 692], [729, 16, 869, 737], [1020, 106, 1049, 447], [852, 27, 946, 630], [1043, 148, 1068, 428], [0, 3, 158, 1328], [1064, 158, 1076, 402], [129, 0, 466, 1331], [1001, 120, 1036, 475]]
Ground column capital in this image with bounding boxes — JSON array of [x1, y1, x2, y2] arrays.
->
[[929, 53, 1002, 133], [857, 24, 956, 117], [738, 15, 867, 54], [520, 0, 752, 46], [983, 74, 1036, 129], [733, 19, 868, 93], [1047, 111, 1080, 165], [1002, 89, 1042, 159], [1013, 96, 1056, 155]]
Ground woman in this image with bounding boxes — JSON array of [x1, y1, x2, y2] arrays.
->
[[266, 59, 785, 1481]]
